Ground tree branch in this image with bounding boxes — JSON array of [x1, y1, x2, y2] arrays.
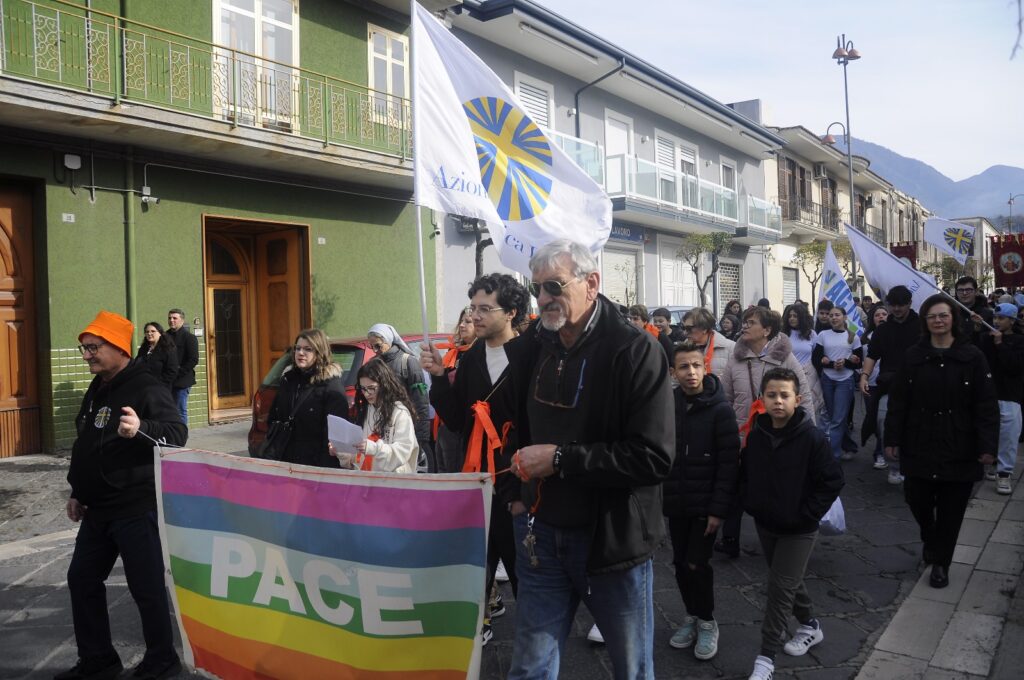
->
[[1014, 0, 1023, 59]]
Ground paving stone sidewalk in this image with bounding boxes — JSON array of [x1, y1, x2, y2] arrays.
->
[[0, 419, 1020, 678]]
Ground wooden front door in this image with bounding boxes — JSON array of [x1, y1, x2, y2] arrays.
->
[[255, 230, 302, 378], [0, 186, 40, 457], [205, 236, 252, 411]]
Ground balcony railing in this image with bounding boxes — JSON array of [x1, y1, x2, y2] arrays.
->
[[604, 153, 739, 222], [780, 196, 840, 233], [748, 196, 781, 231], [0, 0, 410, 157], [543, 127, 604, 187]]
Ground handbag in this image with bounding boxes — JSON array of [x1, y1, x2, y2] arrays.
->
[[254, 383, 315, 461]]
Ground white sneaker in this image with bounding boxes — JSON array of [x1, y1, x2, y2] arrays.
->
[[985, 465, 997, 481], [783, 620, 824, 656], [997, 475, 1012, 495], [748, 655, 774, 680], [587, 623, 604, 644], [887, 470, 904, 485], [495, 560, 510, 583]]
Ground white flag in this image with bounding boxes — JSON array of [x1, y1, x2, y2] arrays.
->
[[846, 225, 939, 311], [818, 242, 865, 337], [411, 3, 612, 276], [923, 217, 976, 266]]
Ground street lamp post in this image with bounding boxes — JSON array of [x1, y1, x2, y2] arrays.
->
[[1010, 193, 1024, 235], [831, 34, 861, 287]]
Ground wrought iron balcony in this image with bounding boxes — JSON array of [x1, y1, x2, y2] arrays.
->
[[0, 0, 411, 157], [780, 196, 840, 233]]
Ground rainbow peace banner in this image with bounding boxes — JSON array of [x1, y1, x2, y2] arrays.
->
[[156, 449, 492, 679]]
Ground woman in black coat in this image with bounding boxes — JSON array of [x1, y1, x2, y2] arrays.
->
[[885, 294, 998, 589], [136, 322, 178, 389], [267, 328, 350, 469]]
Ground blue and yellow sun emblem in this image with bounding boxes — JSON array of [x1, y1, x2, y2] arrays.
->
[[944, 227, 974, 256], [463, 97, 553, 221]]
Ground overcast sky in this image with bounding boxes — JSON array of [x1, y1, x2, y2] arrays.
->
[[536, 0, 1023, 182]]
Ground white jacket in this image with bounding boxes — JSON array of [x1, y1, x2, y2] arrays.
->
[[362, 402, 419, 473]]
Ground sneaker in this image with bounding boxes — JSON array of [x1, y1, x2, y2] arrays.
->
[[985, 466, 997, 481], [132, 657, 182, 680], [495, 559, 510, 583], [997, 474, 1012, 495], [587, 623, 605, 644], [489, 592, 506, 619], [481, 622, 493, 646], [694, 619, 719, 660], [887, 470, 904, 485], [714, 537, 740, 558], [669, 615, 697, 649], [54, 657, 123, 680], [840, 451, 855, 461], [783, 620, 824, 656], [748, 655, 774, 680], [873, 453, 888, 469]]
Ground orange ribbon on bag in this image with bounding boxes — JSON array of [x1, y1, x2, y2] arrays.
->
[[463, 400, 501, 483], [703, 332, 716, 376]]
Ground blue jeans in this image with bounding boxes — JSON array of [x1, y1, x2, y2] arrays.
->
[[67, 511, 177, 666], [997, 400, 1022, 474], [821, 373, 855, 459], [509, 513, 654, 680], [172, 386, 190, 425]]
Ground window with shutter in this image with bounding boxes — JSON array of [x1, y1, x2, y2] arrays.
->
[[514, 76, 552, 128], [717, 263, 742, 316], [679, 146, 696, 176], [655, 136, 675, 168], [782, 267, 799, 306]]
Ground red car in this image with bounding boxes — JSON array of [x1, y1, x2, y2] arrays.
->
[[247, 333, 450, 455]]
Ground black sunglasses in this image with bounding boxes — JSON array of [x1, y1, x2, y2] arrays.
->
[[528, 278, 578, 298]]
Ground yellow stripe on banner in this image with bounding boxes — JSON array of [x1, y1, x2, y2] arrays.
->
[[175, 588, 473, 672]]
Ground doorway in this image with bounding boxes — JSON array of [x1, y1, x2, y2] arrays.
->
[[0, 185, 40, 457], [203, 218, 309, 419]]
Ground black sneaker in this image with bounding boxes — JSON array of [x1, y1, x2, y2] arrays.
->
[[53, 656, 123, 680], [489, 593, 506, 619], [481, 623, 494, 646], [713, 538, 739, 558], [132, 657, 182, 680]]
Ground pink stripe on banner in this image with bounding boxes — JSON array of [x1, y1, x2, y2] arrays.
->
[[160, 461, 486, 532]]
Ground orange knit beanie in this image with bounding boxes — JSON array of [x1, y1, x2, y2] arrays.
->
[[79, 310, 134, 357]]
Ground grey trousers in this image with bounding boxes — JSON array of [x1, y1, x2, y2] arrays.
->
[[756, 524, 818, 657]]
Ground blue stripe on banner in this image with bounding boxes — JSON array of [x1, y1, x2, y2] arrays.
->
[[162, 493, 486, 570]]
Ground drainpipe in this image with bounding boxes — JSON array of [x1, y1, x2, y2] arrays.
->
[[124, 149, 138, 345], [574, 57, 626, 139]]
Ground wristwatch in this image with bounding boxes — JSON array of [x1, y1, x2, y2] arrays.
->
[[552, 446, 564, 474]]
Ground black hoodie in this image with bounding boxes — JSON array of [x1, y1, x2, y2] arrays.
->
[[741, 409, 844, 535], [68, 362, 188, 521], [662, 374, 740, 519]]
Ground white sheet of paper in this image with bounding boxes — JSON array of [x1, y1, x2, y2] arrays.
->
[[327, 415, 364, 453]]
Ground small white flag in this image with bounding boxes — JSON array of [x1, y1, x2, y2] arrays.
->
[[846, 225, 938, 311], [411, 3, 612, 276], [923, 217, 976, 266], [818, 242, 865, 337]]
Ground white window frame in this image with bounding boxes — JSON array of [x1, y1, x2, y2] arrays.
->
[[367, 23, 410, 100], [604, 109, 634, 195], [719, 155, 738, 191], [513, 72, 555, 129]]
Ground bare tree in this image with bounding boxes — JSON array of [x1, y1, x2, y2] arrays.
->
[[675, 233, 733, 309], [791, 241, 828, 303], [1013, 0, 1023, 58], [610, 260, 641, 307]]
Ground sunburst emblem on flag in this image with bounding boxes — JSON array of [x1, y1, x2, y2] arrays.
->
[[463, 97, 553, 221], [944, 227, 974, 256]]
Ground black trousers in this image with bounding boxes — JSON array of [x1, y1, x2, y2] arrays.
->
[[486, 497, 518, 604], [668, 516, 715, 620], [903, 477, 974, 568], [67, 511, 177, 666]]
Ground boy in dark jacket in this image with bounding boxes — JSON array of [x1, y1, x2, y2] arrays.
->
[[664, 341, 739, 660], [741, 368, 844, 680]]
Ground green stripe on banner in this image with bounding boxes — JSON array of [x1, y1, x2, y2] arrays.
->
[[169, 555, 480, 640]]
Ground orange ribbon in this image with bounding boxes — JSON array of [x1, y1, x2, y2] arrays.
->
[[644, 323, 660, 339], [463, 400, 501, 483], [703, 331, 716, 376], [738, 398, 766, 447]]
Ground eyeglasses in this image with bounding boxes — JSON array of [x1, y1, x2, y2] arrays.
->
[[925, 312, 952, 321], [358, 384, 379, 394], [528, 278, 579, 298], [78, 342, 106, 356], [466, 305, 505, 317], [533, 357, 586, 409], [294, 345, 315, 355]]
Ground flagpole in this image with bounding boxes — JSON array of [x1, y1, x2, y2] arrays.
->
[[410, 0, 432, 347], [848, 224, 996, 332]]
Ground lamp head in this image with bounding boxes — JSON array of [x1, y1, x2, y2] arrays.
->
[[822, 134, 837, 145], [846, 46, 861, 60], [832, 46, 848, 61]]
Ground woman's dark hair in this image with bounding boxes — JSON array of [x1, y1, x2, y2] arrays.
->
[[742, 306, 782, 340], [142, 321, 176, 353], [817, 299, 834, 312], [719, 313, 740, 337], [761, 366, 801, 393], [783, 304, 814, 340], [355, 357, 417, 438], [468, 273, 529, 325], [725, 300, 742, 316], [683, 307, 717, 331], [919, 294, 961, 339], [864, 303, 888, 339]]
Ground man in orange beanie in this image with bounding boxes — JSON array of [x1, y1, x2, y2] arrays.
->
[[57, 311, 187, 680]]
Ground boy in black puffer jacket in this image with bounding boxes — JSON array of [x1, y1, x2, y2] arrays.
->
[[742, 367, 844, 680], [663, 341, 740, 661]]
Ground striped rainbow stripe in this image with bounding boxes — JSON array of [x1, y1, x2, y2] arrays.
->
[[157, 451, 491, 680]]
